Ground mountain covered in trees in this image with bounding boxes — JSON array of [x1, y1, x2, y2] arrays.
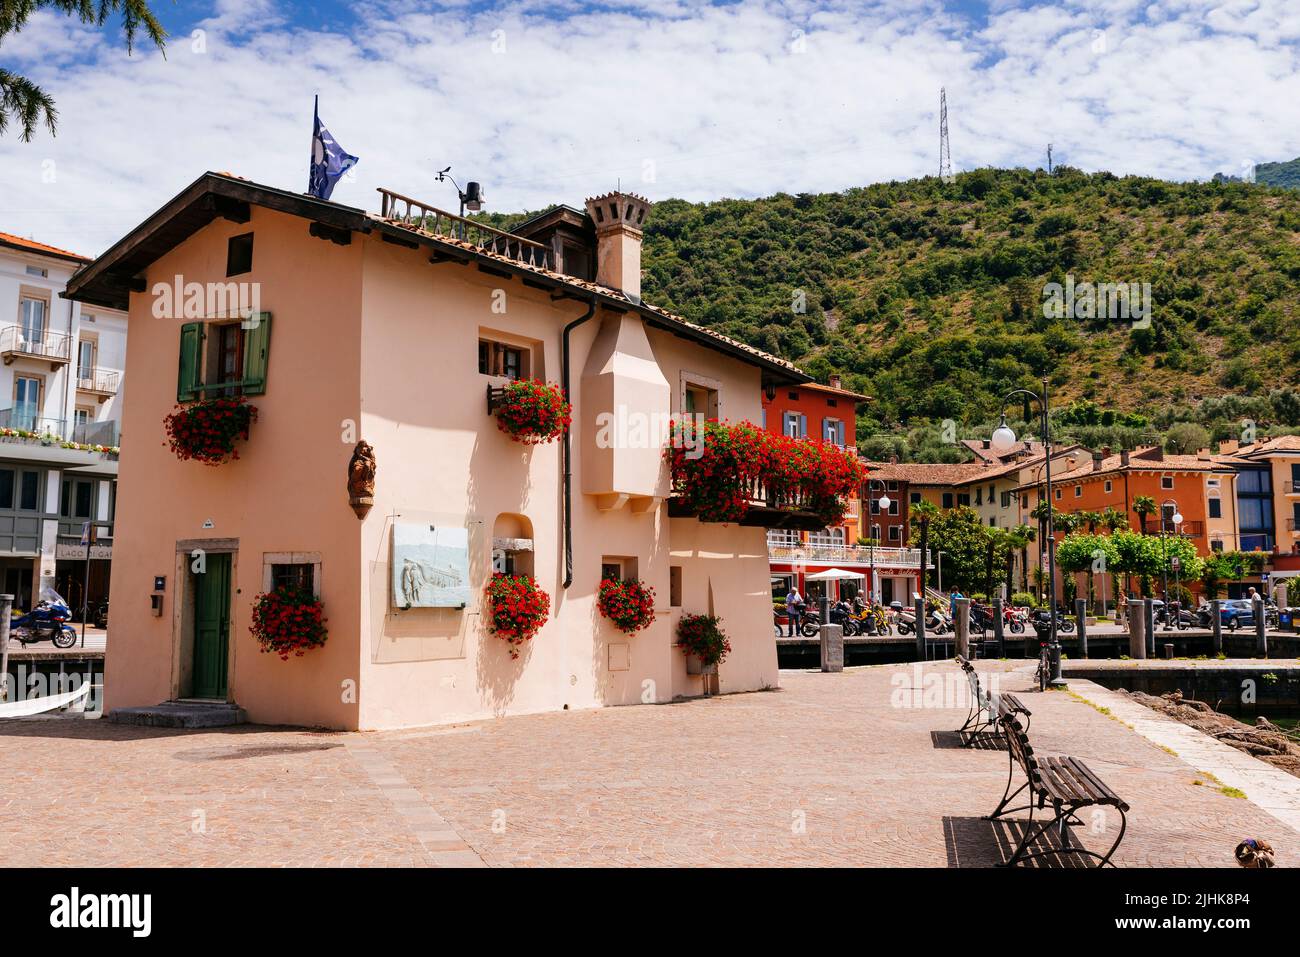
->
[[490, 167, 1300, 461]]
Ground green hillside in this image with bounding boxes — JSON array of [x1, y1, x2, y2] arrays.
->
[[489, 167, 1300, 460], [639, 167, 1300, 457], [1255, 158, 1300, 190]]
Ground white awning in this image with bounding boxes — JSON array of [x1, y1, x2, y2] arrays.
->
[[804, 568, 866, 581]]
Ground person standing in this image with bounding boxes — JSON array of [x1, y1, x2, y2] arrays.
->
[[786, 585, 804, 637]]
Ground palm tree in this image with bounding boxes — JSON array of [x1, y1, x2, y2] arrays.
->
[[1, 2, 168, 141], [983, 526, 1009, 600], [910, 500, 939, 595], [1005, 524, 1033, 598], [1101, 506, 1127, 533], [1132, 496, 1157, 536]]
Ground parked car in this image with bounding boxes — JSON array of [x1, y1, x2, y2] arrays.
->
[[1218, 598, 1280, 630]]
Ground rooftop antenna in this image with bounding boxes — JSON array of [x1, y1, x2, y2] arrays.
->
[[939, 87, 953, 184]]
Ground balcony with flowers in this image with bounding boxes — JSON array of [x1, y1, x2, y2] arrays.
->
[[666, 419, 865, 531]]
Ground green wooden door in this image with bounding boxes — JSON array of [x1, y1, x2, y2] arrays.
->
[[192, 553, 231, 699]]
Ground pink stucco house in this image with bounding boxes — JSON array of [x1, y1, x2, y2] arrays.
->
[[66, 173, 819, 729]]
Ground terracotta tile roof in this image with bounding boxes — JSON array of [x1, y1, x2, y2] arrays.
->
[[1044, 446, 1235, 485], [377, 215, 801, 374], [864, 461, 995, 485], [0, 230, 89, 263], [1235, 435, 1300, 457], [960, 438, 1046, 464], [866, 445, 1086, 488], [789, 381, 872, 402]]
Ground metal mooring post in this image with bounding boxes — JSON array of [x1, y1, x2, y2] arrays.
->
[[0, 593, 13, 702], [914, 597, 926, 661], [1075, 598, 1088, 659]]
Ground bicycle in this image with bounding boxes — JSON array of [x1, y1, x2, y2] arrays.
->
[[1035, 642, 1051, 692]]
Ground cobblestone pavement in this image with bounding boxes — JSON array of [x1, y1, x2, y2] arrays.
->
[[1, 661, 1292, 867]]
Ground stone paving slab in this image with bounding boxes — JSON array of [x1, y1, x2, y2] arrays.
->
[[0, 661, 1292, 867], [1064, 677, 1300, 836]]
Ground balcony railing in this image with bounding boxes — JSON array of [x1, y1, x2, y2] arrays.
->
[[75, 368, 120, 396], [769, 543, 931, 568], [0, 408, 118, 447], [0, 326, 71, 365], [669, 475, 827, 530], [377, 188, 552, 269]]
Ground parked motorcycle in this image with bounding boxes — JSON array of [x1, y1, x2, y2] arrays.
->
[[799, 599, 859, 637], [93, 598, 108, 630], [10, 587, 78, 649]]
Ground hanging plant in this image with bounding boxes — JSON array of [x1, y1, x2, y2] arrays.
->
[[250, 585, 328, 660], [666, 419, 769, 523], [492, 379, 571, 445], [597, 578, 657, 634], [485, 573, 551, 658], [676, 613, 732, 668], [164, 395, 258, 465], [666, 419, 864, 526]]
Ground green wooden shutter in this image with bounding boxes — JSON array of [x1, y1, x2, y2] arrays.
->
[[177, 322, 203, 402], [241, 312, 272, 395]]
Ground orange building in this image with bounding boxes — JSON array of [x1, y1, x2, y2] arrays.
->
[[1017, 445, 1239, 601], [761, 374, 869, 544]]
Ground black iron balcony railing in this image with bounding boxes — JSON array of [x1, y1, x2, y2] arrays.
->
[[378, 188, 552, 269], [0, 325, 71, 364], [75, 368, 120, 395]]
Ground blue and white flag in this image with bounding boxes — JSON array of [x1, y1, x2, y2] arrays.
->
[[308, 95, 358, 200]]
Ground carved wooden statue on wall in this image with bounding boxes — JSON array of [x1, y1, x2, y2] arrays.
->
[[348, 440, 376, 519]]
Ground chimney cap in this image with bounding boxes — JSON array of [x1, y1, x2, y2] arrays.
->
[[584, 191, 652, 232]]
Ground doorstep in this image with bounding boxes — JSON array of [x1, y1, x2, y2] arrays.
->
[[107, 700, 248, 728]]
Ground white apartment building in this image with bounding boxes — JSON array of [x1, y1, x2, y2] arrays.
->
[[0, 232, 124, 613]]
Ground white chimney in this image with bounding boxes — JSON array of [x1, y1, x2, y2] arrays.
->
[[584, 191, 651, 301]]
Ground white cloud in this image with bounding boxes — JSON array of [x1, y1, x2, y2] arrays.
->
[[0, 0, 1297, 255]]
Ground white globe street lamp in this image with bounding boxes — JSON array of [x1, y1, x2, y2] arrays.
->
[[990, 414, 1018, 455]]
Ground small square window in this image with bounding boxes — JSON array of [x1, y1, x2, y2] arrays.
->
[[271, 563, 313, 593], [1074, 486, 1082, 498], [226, 233, 254, 277], [1161, 475, 1174, 489], [479, 339, 528, 380], [1104, 480, 1112, 493]]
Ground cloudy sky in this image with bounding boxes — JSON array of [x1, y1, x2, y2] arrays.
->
[[1, 0, 1298, 255]]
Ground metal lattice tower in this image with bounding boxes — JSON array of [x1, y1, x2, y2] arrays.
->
[[939, 87, 952, 183], [1047, 143, 1054, 174]]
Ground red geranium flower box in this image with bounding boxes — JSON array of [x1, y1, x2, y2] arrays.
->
[[164, 395, 258, 465]]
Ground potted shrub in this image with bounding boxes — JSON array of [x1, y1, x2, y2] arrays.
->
[[491, 379, 571, 445], [164, 395, 258, 465], [676, 613, 732, 675], [596, 578, 656, 634], [250, 584, 328, 660], [484, 573, 550, 658]]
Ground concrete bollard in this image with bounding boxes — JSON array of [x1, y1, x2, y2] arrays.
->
[[954, 597, 970, 659], [992, 597, 1005, 658], [1145, 600, 1157, 657], [820, 623, 844, 673], [0, 593, 12, 702], [1075, 598, 1088, 659], [914, 597, 926, 661], [1129, 599, 1148, 659], [1210, 599, 1222, 656], [1254, 596, 1268, 658], [1164, 643, 1174, 660]]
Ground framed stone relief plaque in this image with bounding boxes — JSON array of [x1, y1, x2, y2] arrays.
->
[[391, 523, 471, 609]]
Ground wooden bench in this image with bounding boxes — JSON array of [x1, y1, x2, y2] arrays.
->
[[986, 714, 1130, 867], [955, 656, 1031, 744]]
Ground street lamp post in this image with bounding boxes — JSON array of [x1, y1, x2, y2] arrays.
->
[[1160, 499, 1183, 631], [991, 376, 1066, 687], [866, 479, 892, 605]]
